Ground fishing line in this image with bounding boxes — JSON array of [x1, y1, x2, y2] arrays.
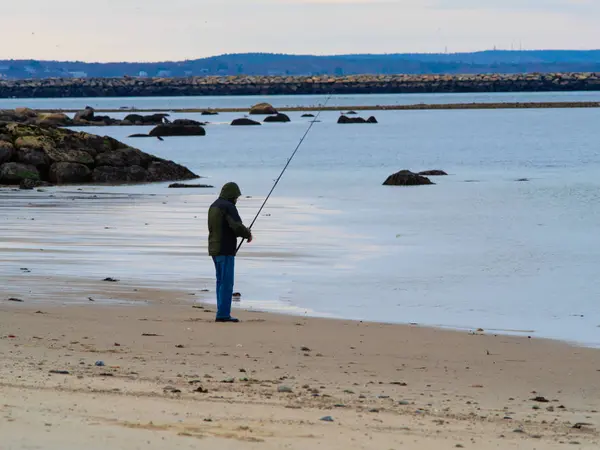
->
[[236, 93, 334, 254]]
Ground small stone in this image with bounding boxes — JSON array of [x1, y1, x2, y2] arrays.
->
[[320, 416, 334, 422], [531, 396, 550, 403], [278, 385, 293, 393], [94, 361, 105, 367], [103, 277, 119, 282], [398, 400, 410, 405], [301, 346, 311, 352]]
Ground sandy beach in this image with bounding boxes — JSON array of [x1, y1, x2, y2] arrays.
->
[[1, 284, 599, 449]]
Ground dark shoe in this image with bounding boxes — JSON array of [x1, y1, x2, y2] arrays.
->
[[215, 317, 240, 323]]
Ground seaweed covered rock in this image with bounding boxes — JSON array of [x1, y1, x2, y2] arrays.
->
[[0, 122, 198, 185], [264, 113, 291, 123], [231, 118, 261, 126], [338, 115, 377, 124], [149, 123, 206, 137], [383, 170, 434, 186], [249, 103, 278, 115], [123, 113, 170, 125], [418, 170, 448, 176]]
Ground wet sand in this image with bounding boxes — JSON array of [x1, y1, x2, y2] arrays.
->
[[1, 294, 599, 449]]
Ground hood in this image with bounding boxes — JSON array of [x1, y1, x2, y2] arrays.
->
[[219, 182, 242, 201]]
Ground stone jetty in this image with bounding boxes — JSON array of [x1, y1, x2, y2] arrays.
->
[[1, 73, 599, 98]]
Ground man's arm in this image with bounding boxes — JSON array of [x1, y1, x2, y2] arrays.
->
[[225, 206, 252, 240]]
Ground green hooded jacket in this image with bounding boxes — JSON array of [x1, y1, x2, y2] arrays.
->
[[207, 182, 251, 256]]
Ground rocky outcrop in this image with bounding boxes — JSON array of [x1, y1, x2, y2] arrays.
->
[[148, 123, 206, 137], [264, 113, 291, 123], [383, 170, 434, 186], [337, 115, 378, 124], [249, 103, 278, 115], [201, 110, 218, 115], [0, 122, 198, 185], [418, 170, 448, 176], [231, 118, 261, 126], [301, 113, 315, 117], [74, 107, 95, 122]]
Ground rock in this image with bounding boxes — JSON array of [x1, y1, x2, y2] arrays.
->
[[49, 162, 91, 184], [249, 102, 278, 115], [301, 113, 315, 117], [7, 297, 24, 302], [419, 170, 448, 176], [95, 148, 151, 167], [74, 107, 95, 122], [95, 361, 105, 367], [231, 118, 261, 126], [92, 166, 149, 183], [147, 160, 197, 182], [148, 124, 206, 137], [49, 370, 70, 375], [16, 148, 50, 168], [201, 110, 218, 115], [20, 178, 49, 190], [123, 113, 169, 125], [172, 119, 205, 126], [37, 113, 72, 127], [383, 170, 434, 186], [128, 133, 151, 138], [338, 115, 367, 124], [531, 396, 550, 403], [278, 385, 293, 393], [15, 107, 37, 118], [264, 113, 291, 123], [345, 111, 358, 115], [0, 162, 40, 185], [320, 416, 334, 422], [0, 141, 14, 164], [168, 183, 213, 188], [366, 116, 378, 123]]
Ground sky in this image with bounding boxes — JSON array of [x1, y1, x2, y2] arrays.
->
[[1, 0, 599, 62]]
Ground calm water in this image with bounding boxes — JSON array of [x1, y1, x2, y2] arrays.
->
[[2, 95, 600, 346], [2, 91, 600, 111]]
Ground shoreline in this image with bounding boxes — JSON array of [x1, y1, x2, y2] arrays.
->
[[1, 298, 599, 449], [29, 100, 600, 114]]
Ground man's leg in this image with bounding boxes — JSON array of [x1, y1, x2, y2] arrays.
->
[[216, 256, 236, 320], [213, 256, 223, 317]]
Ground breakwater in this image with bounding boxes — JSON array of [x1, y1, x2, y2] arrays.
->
[[1, 73, 600, 98]]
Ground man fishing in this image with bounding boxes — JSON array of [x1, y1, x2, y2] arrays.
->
[[208, 182, 252, 323]]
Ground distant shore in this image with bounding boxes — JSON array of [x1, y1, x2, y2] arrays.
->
[[1, 72, 600, 99], [33, 101, 600, 114]]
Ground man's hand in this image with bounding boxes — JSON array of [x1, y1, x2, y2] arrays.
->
[[247, 232, 253, 243]]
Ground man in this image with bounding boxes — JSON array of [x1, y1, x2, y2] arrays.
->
[[208, 182, 252, 323]]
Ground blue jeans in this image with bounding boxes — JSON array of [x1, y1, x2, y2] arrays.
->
[[213, 255, 235, 319]]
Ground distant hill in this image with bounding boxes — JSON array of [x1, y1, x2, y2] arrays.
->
[[1, 51, 600, 79]]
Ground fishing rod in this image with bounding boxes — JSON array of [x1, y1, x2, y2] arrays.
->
[[236, 93, 333, 254]]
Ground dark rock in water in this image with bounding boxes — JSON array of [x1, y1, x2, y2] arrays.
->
[[301, 113, 315, 118], [49, 162, 92, 184], [366, 116, 378, 124], [345, 111, 358, 115], [419, 170, 448, 176], [74, 107, 95, 122], [169, 183, 214, 188], [249, 102, 278, 115], [92, 166, 149, 183], [383, 170, 434, 186], [0, 141, 14, 164], [128, 133, 151, 138], [172, 119, 205, 126], [264, 113, 291, 123], [0, 162, 40, 184], [0, 122, 198, 185], [231, 118, 261, 126], [149, 124, 206, 137], [338, 115, 367, 124], [516, 178, 530, 182], [201, 110, 219, 116], [123, 113, 169, 125]]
